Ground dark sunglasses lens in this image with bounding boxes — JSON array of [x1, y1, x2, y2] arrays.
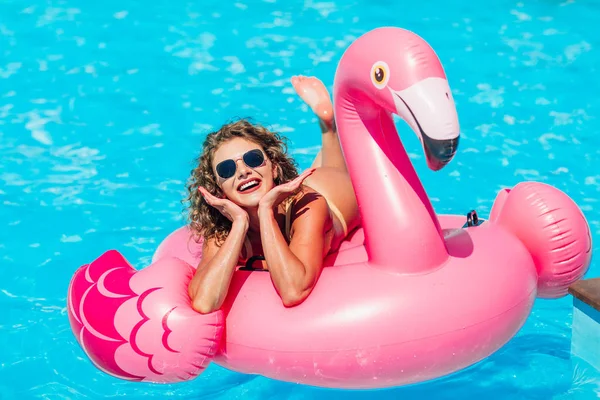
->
[[244, 150, 264, 168], [216, 160, 236, 179]]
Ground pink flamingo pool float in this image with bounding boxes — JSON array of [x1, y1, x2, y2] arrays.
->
[[67, 27, 592, 389]]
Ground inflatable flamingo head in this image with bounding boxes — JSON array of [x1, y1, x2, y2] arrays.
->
[[335, 27, 460, 170]]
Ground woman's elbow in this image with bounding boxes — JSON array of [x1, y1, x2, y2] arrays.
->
[[280, 287, 312, 308], [191, 295, 221, 314], [279, 267, 319, 307]]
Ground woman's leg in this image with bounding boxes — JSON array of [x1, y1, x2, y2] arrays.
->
[[291, 76, 347, 173], [290, 76, 360, 242]]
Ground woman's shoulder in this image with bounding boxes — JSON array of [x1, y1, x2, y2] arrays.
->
[[288, 185, 331, 226], [286, 185, 333, 244], [289, 185, 326, 210]]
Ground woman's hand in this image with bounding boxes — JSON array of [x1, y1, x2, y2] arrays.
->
[[258, 168, 315, 214], [198, 187, 248, 223]]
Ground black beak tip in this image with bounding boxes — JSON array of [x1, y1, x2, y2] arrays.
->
[[422, 134, 459, 170]]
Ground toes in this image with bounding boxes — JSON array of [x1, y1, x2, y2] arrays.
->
[[290, 75, 333, 118]]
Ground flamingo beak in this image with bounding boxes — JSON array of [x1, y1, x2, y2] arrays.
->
[[390, 77, 460, 171], [421, 134, 459, 171]]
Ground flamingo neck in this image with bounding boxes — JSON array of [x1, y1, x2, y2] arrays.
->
[[334, 89, 448, 273]]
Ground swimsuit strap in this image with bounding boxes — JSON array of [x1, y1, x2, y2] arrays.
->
[[327, 201, 348, 237], [285, 198, 294, 241]]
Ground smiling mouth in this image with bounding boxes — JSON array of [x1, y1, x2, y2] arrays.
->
[[394, 93, 459, 170], [237, 178, 261, 193]]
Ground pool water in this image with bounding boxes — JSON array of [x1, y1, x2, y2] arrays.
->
[[1, 0, 599, 398]]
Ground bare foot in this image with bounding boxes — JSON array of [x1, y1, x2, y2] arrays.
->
[[291, 75, 334, 126]]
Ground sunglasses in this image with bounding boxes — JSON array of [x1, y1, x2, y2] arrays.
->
[[215, 149, 266, 180]]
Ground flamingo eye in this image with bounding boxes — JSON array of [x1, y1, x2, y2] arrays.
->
[[370, 61, 390, 89]]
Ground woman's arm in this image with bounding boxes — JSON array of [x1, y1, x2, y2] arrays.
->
[[258, 191, 332, 307], [188, 216, 249, 314]]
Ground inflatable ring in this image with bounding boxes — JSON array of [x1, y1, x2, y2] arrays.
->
[[67, 27, 592, 389]]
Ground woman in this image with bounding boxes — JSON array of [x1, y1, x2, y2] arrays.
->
[[186, 76, 360, 314]]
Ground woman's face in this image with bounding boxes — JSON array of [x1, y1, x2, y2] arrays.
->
[[212, 137, 277, 208]]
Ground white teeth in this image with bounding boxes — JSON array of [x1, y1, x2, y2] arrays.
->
[[240, 180, 259, 191]]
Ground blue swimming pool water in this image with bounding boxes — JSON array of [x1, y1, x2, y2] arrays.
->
[[1, 0, 599, 398]]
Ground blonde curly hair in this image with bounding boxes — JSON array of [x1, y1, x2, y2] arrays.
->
[[185, 118, 300, 245]]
